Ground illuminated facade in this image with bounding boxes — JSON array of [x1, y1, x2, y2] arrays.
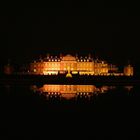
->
[[124, 65, 134, 76], [30, 54, 110, 75], [29, 54, 133, 76]]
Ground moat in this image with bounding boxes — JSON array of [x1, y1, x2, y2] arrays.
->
[[0, 82, 139, 138]]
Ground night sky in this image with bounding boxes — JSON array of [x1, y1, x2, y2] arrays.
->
[[0, 3, 140, 65]]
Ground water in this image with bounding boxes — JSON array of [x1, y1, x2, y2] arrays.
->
[[0, 84, 139, 138]]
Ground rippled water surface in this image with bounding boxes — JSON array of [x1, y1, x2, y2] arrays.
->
[[0, 83, 139, 138]]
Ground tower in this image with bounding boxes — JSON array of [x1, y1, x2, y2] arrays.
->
[[4, 60, 14, 75], [124, 64, 134, 76]]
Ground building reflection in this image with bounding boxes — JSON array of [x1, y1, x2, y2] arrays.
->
[[124, 86, 133, 92], [31, 85, 116, 100]]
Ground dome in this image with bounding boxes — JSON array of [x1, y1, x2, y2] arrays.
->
[[62, 54, 76, 61]]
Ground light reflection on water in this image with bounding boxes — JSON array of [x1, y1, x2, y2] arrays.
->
[[30, 85, 133, 100], [0, 84, 138, 138], [124, 86, 133, 92]]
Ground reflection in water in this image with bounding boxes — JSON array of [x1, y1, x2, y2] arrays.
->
[[31, 85, 117, 100], [124, 86, 134, 94], [124, 86, 133, 92], [5, 85, 11, 92]]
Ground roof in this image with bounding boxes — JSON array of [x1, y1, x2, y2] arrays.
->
[[62, 54, 76, 61]]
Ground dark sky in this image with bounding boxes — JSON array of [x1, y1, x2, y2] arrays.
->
[[0, 2, 140, 65]]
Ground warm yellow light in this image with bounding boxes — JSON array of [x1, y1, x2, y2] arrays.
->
[[66, 70, 72, 78], [43, 71, 58, 75], [72, 71, 78, 74], [31, 84, 112, 99], [30, 54, 125, 76]]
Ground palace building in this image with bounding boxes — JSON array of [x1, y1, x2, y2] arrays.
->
[[29, 54, 133, 76]]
